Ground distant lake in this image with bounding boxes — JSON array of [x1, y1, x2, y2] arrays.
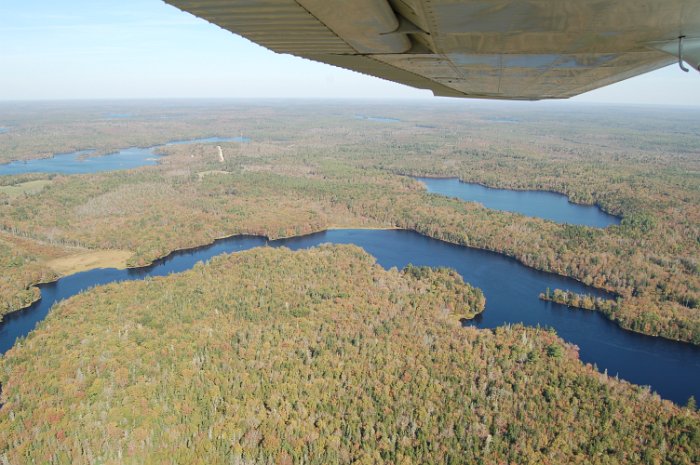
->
[[355, 115, 401, 123], [1, 229, 696, 405], [0, 127, 8, 134], [0, 136, 249, 176], [483, 116, 520, 123], [416, 177, 620, 228]]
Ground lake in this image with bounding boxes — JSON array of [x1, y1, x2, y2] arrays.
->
[[482, 116, 520, 123], [1, 229, 697, 405], [416, 177, 620, 228], [355, 115, 401, 123], [0, 136, 249, 176]]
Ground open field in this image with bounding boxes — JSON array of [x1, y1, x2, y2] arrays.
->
[[0, 180, 52, 198], [45, 250, 132, 276]]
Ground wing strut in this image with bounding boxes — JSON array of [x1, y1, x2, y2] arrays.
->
[[679, 36, 690, 72]]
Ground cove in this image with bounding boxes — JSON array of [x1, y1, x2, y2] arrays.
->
[[416, 177, 620, 228], [0, 136, 249, 176], [0, 229, 697, 405]]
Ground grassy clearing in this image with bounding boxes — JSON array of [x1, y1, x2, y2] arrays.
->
[[0, 180, 52, 198], [196, 170, 231, 178], [46, 249, 132, 276]]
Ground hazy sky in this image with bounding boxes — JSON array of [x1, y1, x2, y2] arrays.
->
[[1, 0, 698, 104]]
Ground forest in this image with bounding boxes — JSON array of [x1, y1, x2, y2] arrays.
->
[[1, 246, 697, 464], [0, 102, 697, 343]]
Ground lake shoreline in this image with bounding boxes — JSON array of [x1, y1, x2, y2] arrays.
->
[[2, 228, 698, 406], [410, 175, 623, 221], [0, 135, 248, 174], [4, 225, 696, 351]]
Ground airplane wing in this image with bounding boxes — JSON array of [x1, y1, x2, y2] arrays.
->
[[164, 0, 700, 100]]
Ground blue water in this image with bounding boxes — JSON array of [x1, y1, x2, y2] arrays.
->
[[0, 136, 249, 176], [483, 116, 520, 123], [417, 177, 620, 228], [1, 229, 697, 405], [355, 115, 401, 123]]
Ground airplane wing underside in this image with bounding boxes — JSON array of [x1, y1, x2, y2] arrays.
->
[[165, 0, 700, 100]]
